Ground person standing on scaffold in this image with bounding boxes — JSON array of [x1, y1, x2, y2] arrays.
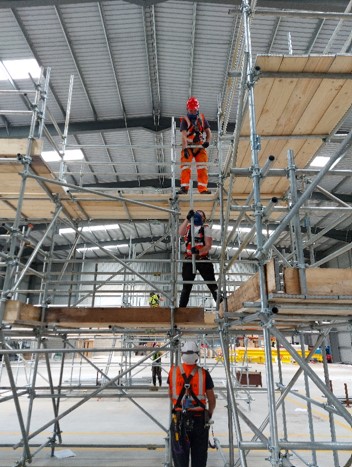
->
[[178, 97, 212, 195]]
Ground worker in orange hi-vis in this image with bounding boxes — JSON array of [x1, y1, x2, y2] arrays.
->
[[168, 340, 216, 467], [178, 97, 212, 195]]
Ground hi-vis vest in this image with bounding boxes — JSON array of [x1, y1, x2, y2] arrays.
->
[[184, 224, 208, 257], [169, 363, 207, 412], [180, 114, 206, 145], [149, 294, 159, 306]]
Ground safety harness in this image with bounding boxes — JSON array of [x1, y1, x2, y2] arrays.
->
[[172, 364, 206, 412], [185, 225, 209, 259], [186, 225, 204, 247], [171, 364, 216, 451], [180, 114, 206, 143]]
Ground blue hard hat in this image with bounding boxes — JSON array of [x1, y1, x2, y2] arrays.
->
[[193, 212, 203, 226]]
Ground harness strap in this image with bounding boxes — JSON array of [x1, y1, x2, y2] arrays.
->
[[187, 225, 205, 247], [174, 365, 206, 411], [174, 365, 197, 409], [181, 114, 206, 143], [187, 386, 206, 410]]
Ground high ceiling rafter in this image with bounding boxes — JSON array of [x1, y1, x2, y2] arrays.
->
[[0, 0, 350, 9]]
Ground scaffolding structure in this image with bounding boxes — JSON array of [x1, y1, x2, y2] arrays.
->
[[1, 1, 352, 467]]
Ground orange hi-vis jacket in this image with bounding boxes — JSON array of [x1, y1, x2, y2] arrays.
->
[[184, 224, 209, 258], [169, 363, 207, 412], [181, 114, 206, 146]]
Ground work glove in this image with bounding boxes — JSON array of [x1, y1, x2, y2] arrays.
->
[[183, 148, 190, 159], [205, 418, 214, 429], [202, 141, 209, 149], [186, 210, 195, 220], [191, 246, 198, 255], [205, 410, 214, 428]]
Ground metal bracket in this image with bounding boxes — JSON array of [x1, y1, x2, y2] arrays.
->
[[253, 134, 261, 151], [17, 153, 32, 165]]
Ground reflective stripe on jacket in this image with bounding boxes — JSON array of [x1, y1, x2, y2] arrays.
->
[[170, 363, 206, 411]]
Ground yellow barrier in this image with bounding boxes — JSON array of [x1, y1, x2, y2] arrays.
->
[[215, 348, 323, 364]]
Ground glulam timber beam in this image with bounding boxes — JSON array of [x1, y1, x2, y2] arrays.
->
[[222, 263, 352, 318], [3, 301, 216, 328]]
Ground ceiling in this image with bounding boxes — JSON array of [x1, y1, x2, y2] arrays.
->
[[0, 0, 352, 268]]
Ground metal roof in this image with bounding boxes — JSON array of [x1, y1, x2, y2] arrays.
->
[[0, 0, 352, 268]]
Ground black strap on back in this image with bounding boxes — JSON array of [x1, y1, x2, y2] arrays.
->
[[174, 366, 206, 411]]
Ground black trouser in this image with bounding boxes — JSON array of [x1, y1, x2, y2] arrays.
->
[[170, 411, 209, 467], [152, 365, 162, 386], [179, 258, 217, 307]]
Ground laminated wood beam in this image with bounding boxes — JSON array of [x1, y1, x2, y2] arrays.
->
[[220, 260, 277, 315], [45, 307, 204, 327], [0, 139, 43, 157], [284, 267, 352, 296], [223, 265, 352, 318], [3, 301, 213, 328], [4, 300, 40, 321], [45, 306, 205, 327]]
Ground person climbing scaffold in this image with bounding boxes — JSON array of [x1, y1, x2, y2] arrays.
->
[[168, 340, 216, 467], [178, 96, 212, 195], [178, 209, 220, 307]]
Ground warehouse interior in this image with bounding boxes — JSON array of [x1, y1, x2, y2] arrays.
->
[[0, 0, 352, 466]]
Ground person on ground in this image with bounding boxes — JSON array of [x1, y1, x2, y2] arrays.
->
[[151, 342, 162, 387], [179, 209, 220, 307], [168, 340, 216, 467], [178, 96, 212, 195]]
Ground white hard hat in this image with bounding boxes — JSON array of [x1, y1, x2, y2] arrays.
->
[[181, 340, 199, 354], [181, 340, 199, 364]]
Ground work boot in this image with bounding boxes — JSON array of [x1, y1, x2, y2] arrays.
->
[[200, 190, 211, 194], [177, 187, 188, 194]]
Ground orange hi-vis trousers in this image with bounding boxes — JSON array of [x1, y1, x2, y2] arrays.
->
[[180, 148, 208, 193]]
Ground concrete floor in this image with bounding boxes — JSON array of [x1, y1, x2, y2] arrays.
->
[[0, 356, 351, 467]]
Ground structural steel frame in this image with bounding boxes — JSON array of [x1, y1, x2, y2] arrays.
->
[[1, 1, 352, 466]]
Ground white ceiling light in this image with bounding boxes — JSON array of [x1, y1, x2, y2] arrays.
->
[[77, 246, 100, 252], [59, 224, 120, 235], [212, 245, 256, 253], [106, 244, 128, 249], [0, 59, 41, 80], [309, 156, 330, 167], [213, 225, 274, 235], [77, 244, 128, 253], [212, 225, 233, 230], [42, 149, 84, 162]]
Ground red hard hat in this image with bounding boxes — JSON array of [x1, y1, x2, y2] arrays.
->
[[186, 96, 200, 111]]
